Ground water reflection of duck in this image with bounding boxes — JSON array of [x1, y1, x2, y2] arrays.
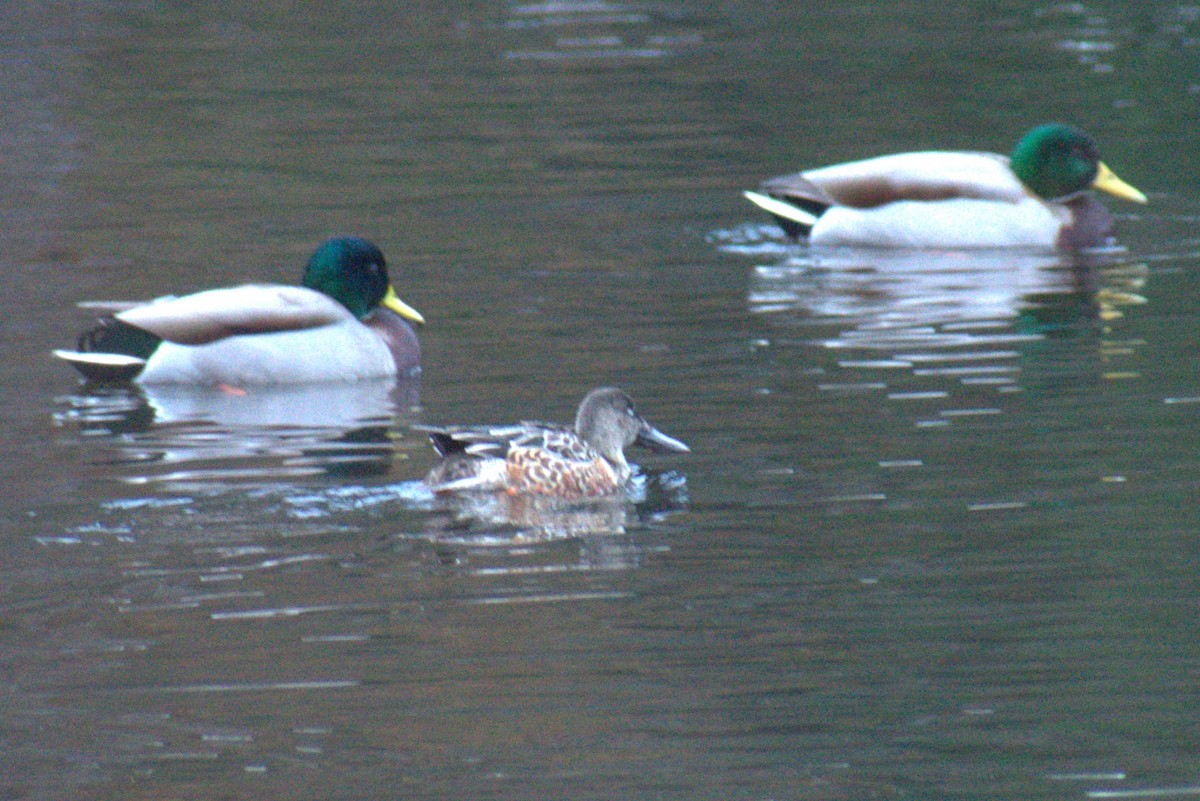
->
[[54, 237, 425, 385], [745, 124, 1147, 250], [141, 378, 417, 429], [419, 470, 689, 542], [748, 249, 1147, 333], [418, 387, 690, 498], [55, 377, 419, 481], [746, 249, 1150, 390]]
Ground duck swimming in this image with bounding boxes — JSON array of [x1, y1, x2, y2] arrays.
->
[[418, 387, 690, 498], [54, 236, 424, 385], [744, 123, 1147, 250]]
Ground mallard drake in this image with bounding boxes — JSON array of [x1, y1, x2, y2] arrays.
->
[[744, 123, 1147, 250], [54, 236, 425, 384], [418, 387, 690, 498]]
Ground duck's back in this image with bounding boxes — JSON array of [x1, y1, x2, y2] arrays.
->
[[771, 151, 1027, 208], [119, 285, 351, 344]]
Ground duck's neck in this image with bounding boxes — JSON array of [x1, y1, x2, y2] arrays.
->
[[581, 430, 630, 472]]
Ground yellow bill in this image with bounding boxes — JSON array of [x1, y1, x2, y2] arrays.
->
[[1093, 162, 1148, 204], [382, 285, 425, 325]]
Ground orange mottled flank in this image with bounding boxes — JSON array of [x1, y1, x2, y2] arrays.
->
[[505, 447, 624, 497]]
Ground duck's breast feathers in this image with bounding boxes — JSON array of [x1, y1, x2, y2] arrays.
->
[[1055, 193, 1116, 250], [766, 151, 1028, 208], [117, 284, 353, 345], [363, 307, 421, 375]]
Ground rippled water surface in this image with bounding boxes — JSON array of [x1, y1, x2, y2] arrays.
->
[[5, 1, 1200, 799]]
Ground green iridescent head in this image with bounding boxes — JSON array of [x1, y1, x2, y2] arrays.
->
[[303, 236, 424, 324], [1010, 124, 1146, 204]]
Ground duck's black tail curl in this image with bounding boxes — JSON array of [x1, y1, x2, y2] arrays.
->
[[76, 318, 161, 360]]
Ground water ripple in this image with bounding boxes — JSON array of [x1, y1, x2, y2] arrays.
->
[[493, 0, 700, 63]]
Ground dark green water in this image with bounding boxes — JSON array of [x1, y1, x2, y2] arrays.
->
[[3, 1, 1200, 799]]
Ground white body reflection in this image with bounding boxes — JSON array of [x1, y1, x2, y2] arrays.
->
[[142, 378, 416, 429], [416, 470, 691, 543], [745, 245, 1148, 363], [55, 376, 421, 485]]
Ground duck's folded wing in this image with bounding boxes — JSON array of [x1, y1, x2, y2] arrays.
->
[[767, 151, 1027, 208], [533, 426, 599, 462], [117, 285, 353, 345], [415, 423, 528, 459], [76, 299, 157, 314]]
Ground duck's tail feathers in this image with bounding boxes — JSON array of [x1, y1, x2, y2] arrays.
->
[[743, 191, 822, 238], [425, 456, 510, 494], [54, 318, 161, 382], [427, 474, 500, 494], [52, 349, 148, 382]]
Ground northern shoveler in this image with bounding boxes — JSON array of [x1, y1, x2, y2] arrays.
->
[[418, 387, 690, 498], [54, 236, 425, 385], [744, 123, 1147, 250]]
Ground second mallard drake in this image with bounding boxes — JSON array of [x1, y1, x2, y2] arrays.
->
[[54, 236, 425, 385], [419, 387, 690, 498], [744, 123, 1147, 250]]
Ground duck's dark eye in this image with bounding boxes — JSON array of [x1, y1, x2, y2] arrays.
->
[[364, 262, 388, 284]]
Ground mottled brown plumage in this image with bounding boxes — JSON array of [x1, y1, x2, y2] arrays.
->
[[418, 387, 690, 498], [505, 443, 621, 497]]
